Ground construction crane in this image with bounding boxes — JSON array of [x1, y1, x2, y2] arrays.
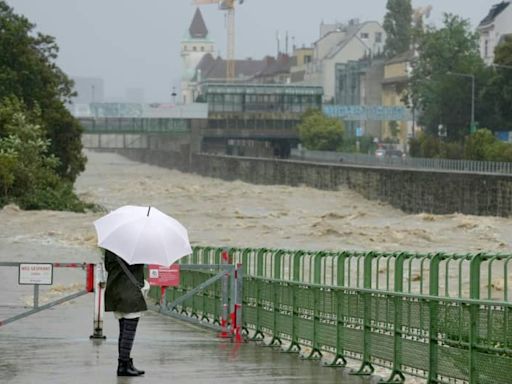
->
[[193, 0, 244, 81], [413, 5, 432, 29]]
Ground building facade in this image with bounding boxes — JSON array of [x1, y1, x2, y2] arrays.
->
[[381, 51, 415, 145], [334, 57, 385, 138], [478, 1, 512, 65], [199, 82, 323, 157], [304, 19, 386, 102], [181, 8, 216, 104]]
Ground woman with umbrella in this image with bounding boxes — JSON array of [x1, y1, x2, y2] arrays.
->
[[104, 249, 147, 376], [95, 205, 193, 377]]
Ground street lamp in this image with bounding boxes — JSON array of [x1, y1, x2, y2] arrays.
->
[[493, 63, 512, 70], [447, 71, 475, 132]]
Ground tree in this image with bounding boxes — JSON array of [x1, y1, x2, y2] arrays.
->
[[464, 129, 512, 162], [0, 97, 88, 210], [407, 14, 485, 142], [478, 36, 512, 132], [297, 109, 344, 151], [383, 0, 413, 58], [0, 1, 85, 181]]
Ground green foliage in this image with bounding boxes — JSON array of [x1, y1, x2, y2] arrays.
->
[[408, 133, 464, 159], [383, 0, 413, 58], [464, 129, 512, 162], [297, 109, 345, 151], [478, 36, 512, 133], [409, 130, 512, 162], [338, 136, 377, 154], [0, 97, 90, 211], [407, 14, 485, 141], [17, 181, 93, 211], [388, 120, 399, 138], [0, 1, 85, 181], [0, 2, 89, 211]]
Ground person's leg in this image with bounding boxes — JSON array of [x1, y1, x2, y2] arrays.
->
[[118, 318, 124, 357], [117, 318, 141, 376]]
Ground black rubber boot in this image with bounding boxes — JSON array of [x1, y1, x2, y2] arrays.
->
[[129, 358, 145, 375], [117, 359, 140, 376]]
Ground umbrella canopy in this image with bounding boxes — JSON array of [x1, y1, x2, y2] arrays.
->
[[94, 205, 192, 266]]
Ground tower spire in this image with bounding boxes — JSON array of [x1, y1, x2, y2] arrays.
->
[[189, 8, 208, 39]]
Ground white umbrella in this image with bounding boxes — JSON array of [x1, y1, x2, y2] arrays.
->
[[94, 205, 192, 266]]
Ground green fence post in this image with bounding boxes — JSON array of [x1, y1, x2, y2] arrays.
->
[[468, 254, 482, 384], [324, 251, 348, 367], [428, 253, 442, 384], [250, 249, 267, 341], [191, 246, 200, 264], [267, 250, 284, 347], [282, 281, 301, 353], [257, 248, 266, 278], [352, 252, 374, 375], [382, 252, 406, 383], [214, 247, 223, 265], [274, 249, 283, 280], [292, 250, 304, 282], [281, 251, 304, 353], [313, 251, 326, 285], [241, 248, 251, 276]]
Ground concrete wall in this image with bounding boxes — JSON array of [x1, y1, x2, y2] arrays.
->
[[98, 147, 512, 217]]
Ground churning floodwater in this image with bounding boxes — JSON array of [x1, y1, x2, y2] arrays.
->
[[2, 150, 512, 265], [1, 150, 511, 384]]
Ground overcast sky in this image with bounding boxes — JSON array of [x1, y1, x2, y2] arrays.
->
[[6, 0, 499, 101]]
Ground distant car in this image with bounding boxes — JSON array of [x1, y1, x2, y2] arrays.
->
[[375, 149, 386, 158], [387, 149, 404, 158]]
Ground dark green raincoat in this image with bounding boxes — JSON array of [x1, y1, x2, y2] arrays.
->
[[104, 249, 147, 313]]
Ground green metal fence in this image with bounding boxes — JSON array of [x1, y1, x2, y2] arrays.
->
[[157, 247, 512, 384]]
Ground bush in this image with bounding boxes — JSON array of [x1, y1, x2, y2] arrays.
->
[[16, 182, 94, 211], [0, 97, 90, 212], [338, 136, 377, 154], [298, 109, 345, 151], [409, 129, 512, 162]]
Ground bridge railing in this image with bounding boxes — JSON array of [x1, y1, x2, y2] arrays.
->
[[171, 247, 511, 383], [291, 148, 512, 175]]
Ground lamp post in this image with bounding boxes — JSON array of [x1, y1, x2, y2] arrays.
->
[[447, 71, 475, 132], [493, 63, 512, 70]]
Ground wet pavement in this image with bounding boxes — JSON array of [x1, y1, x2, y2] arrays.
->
[[0, 293, 380, 384]]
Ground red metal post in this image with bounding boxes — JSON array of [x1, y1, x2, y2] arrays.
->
[[86, 264, 95, 293]]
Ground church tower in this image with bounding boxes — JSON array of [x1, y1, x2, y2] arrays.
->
[[181, 8, 215, 104]]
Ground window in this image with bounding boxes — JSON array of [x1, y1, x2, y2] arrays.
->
[[193, 46, 197, 51], [361, 32, 369, 39], [375, 32, 382, 43], [485, 40, 489, 57]]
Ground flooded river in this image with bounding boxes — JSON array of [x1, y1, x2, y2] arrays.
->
[[1, 150, 512, 264], [1, 150, 510, 384]]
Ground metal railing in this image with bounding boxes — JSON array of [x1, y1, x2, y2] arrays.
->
[[167, 247, 512, 384], [0, 262, 93, 328], [291, 149, 512, 175]]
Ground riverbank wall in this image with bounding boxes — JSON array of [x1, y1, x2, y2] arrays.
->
[[93, 148, 512, 217]]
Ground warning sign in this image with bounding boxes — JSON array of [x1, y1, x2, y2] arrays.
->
[[148, 264, 180, 287], [19, 263, 53, 285]]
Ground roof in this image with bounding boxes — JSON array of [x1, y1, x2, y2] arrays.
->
[[324, 21, 380, 60], [479, 1, 510, 27], [385, 50, 415, 65], [254, 54, 291, 78], [189, 8, 208, 38], [195, 54, 268, 81]]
